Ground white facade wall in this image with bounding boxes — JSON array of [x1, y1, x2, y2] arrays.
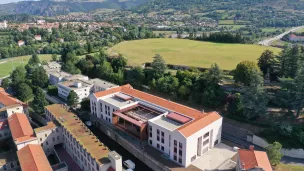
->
[[6, 106, 25, 118], [16, 138, 39, 150], [58, 84, 93, 102], [184, 118, 222, 167], [36, 127, 63, 155]]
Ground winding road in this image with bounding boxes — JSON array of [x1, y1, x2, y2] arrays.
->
[[258, 26, 304, 46]]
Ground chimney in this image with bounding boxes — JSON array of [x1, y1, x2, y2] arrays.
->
[[249, 145, 254, 151]]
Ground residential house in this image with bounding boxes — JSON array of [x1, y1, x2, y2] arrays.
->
[[289, 34, 304, 42], [17, 40, 25, 47]]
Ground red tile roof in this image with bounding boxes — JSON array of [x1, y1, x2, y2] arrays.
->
[[94, 85, 222, 137], [8, 113, 35, 143], [238, 149, 272, 171], [0, 91, 24, 107], [17, 144, 52, 171]]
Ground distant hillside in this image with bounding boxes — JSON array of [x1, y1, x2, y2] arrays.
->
[[0, 0, 148, 16], [134, 0, 304, 13]]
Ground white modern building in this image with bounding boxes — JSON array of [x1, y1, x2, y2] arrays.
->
[[49, 71, 71, 85], [0, 20, 7, 29], [58, 79, 94, 102], [87, 78, 118, 93], [90, 84, 222, 167], [45, 104, 122, 171]]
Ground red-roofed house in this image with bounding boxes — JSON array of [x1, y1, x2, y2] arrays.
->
[[34, 35, 42, 41], [18, 40, 25, 47], [289, 34, 304, 42], [237, 146, 272, 171], [8, 113, 38, 150], [90, 84, 222, 167], [17, 144, 52, 171], [0, 91, 28, 118]]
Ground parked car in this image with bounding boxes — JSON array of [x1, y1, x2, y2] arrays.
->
[[123, 160, 135, 170], [85, 121, 92, 127]]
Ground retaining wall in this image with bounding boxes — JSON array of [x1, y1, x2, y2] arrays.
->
[[90, 115, 170, 171]]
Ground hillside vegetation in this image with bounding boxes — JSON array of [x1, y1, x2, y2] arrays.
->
[[109, 38, 281, 70]]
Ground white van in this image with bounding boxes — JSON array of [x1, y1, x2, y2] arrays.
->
[[123, 160, 135, 170]]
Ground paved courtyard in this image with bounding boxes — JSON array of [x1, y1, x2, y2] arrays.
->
[[192, 143, 237, 171]]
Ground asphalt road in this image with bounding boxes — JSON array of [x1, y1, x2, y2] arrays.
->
[[222, 133, 304, 166], [258, 26, 304, 46]]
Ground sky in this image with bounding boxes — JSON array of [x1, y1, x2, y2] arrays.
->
[[0, 0, 39, 4]]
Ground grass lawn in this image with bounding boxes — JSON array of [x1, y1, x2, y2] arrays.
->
[[262, 28, 280, 33], [218, 24, 247, 30], [218, 20, 234, 25], [295, 27, 304, 33], [0, 54, 53, 78], [108, 38, 281, 70], [275, 163, 304, 171]]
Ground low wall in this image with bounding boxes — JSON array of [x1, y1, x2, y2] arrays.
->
[[249, 135, 304, 159], [90, 115, 170, 171]]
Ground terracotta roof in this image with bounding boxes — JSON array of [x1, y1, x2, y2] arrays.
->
[[94, 85, 222, 137], [8, 113, 35, 143], [17, 144, 52, 171], [0, 91, 24, 107], [45, 104, 111, 166], [238, 149, 272, 171]]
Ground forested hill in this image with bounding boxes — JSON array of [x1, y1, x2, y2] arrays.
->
[[133, 0, 304, 27], [134, 0, 304, 13], [0, 0, 148, 16]]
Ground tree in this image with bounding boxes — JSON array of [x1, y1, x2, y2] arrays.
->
[[47, 85, 58, 96], [126, 66, 145, 88], [10, 66, 26, 89], [233, 61, 263, 86], [240, 83, 268, 120], [266, 142, 283, 166], [32, 88, 48, 114], [112, 55, 127, 72], [67, 90, 79, 107], [87, 42, 93, 53], [258, 50, 275, 75], [16, 83, 33, 103], [227, 93, 243, 116], [1, 78, 10, 90], [31, 66, 49, 88], [80, 98, 90, 111], [151, 54, 167, 77], [51, 54, 58, 61], [205, 63, 223, 84], [25, 54, 41, 76]]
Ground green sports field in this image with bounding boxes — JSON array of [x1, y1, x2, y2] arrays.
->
[[0, 54, 53, 78], [108, 38, 281, 70]]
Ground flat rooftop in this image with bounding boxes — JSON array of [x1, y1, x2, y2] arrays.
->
[[34, 121, 57, 133], [46, 104, 111, 166], [152, 116, 183, 131], [49, 71, 71, 77], [102, 95, 136, 108], [59, 79, 93, 90], [63, 74, 88, 81], [88, 78, 117, 90]]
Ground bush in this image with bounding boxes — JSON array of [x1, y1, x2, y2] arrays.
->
[[47, 85, 58, 96]]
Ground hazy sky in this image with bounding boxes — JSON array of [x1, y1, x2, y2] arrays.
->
[[0, 0, 39, 4]]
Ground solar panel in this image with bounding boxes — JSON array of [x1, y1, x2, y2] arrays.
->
[[115, 93, 133, 101]]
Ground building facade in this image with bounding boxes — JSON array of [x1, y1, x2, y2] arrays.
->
[[58, 79, 93, 102], [45, 104, 122, 171], [90, 84, 222, 167]]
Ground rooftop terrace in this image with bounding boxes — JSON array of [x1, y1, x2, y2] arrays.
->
[[59, 79, 93, 90], [88, 78, 118, 90], [46, 104, 111, 166], [102, 95, 136, 108], [34, 121, 57, 133], [152, 116, 183, 131]]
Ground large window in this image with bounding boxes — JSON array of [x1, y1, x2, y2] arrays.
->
[[204, 132, 209, 139]]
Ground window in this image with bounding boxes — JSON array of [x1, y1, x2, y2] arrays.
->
[[157, 129, 159, 134], [179, 150, 182, 156], [53, 137, 55, 142], [10, 163, 14, 168], [100, 103, 103, 112], [161, 131, 164, 136], [204, 132, 209, 138], [157, 136, 160, 141], [149, 140, 152, 145], [45, 134, 47, 137], [179, 142, 183, 148], [178, 158, 182, 164], [56, 128, 59, 132], [3, 164, 7, 170], [174, 155, 177, 161], [46, 141, 49, 145], [40, 138, 42, 141], [161, 138, 164, 143], [174, 147, 177, 153], [161, 146, 164, 151], [174, 140, 177, 146], [203, 139, 209, 146], [157, 144, 160, 149]]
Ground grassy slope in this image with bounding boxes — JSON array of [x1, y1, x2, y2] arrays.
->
[[109, 38, 281, 70], [0, 54, 53, 78], [275, 163, 304, 171]]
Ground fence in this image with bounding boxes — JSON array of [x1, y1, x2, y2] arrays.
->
[[247, 135, 304, 159]]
